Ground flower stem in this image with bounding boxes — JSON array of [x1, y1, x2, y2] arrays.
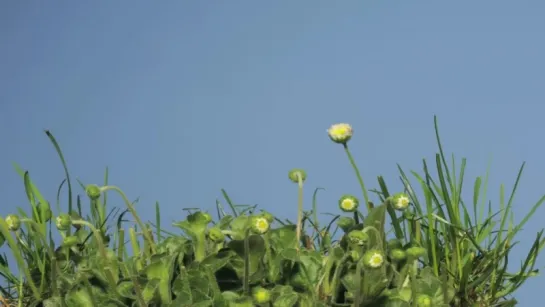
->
[[243, 229, 250, 295], [343, 144, 371, 212], [295, 174, 304, 252], [102, 185, 156, 254]]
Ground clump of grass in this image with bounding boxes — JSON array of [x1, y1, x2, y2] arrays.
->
[[0, 116, 542, 306]]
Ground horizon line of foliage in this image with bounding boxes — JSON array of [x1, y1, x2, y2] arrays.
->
[[0, 116, 543, 307]]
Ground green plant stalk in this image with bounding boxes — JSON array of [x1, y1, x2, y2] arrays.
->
[[102, 185, 157, 253], [17, 266, 23, 307], [377, 176, 404, 239], [45, 131, 75, 237], [295, 173, 304, 251], [410, 259, 418, 307], [143, 226, 153, 259], [194, 232, 207, 262], [19, 218, 56, 294], [354, 255, 364, 306], [243, 229, 251, 296], [312, 188, 324, 244], [0, 218, 41, 301], [23, 172, 47, 238], [343, 144, 371, 212], [317, 255, 335, 297], [329, 253, 352, 304], [72, 220, 117, 287], [263, 233, 275, 281], [155, 201, 162, 243], [14, 222, 46, 292], [423, 184, 439, 276], [118, 228, 125, 260], [128, 227, 144, 272]]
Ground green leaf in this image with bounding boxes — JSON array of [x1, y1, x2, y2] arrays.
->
[[227, 234, 266, 276], [363, 204, 387, 248], [143, 253, 177, 304], [273, 293, 299, 307], [269, 225, 297, 250]]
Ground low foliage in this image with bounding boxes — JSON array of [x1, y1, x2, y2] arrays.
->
[[0, 117, 544, 306]]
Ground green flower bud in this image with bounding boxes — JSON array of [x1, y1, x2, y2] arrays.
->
[[415, 294, 432, 307], [389, 192, 410, 211], [327, 123, 353, 144], [85, 184, 102, 201], [188, 211, 212, 225], [63, 235, 80, 247], [387, 238, 403, 250], [250, 216, 270, 234], [259, 211, 274, 223], [320, 230, 331, 248], [252, 287, 271, 304], [55, 213, 72, 231], [33, 202, 52, 222], [347, 230, 369, 246], [6, 214, 21, 231], [389, 249, 407, 262], [288, 168, 307, 183], [406, 246, 427, 259], [350, 250, 361, 262], [336, 216, 355, 232], [208, 227, 225, 243], [362, 249, 385, 269], [338, 195, 359, 213]]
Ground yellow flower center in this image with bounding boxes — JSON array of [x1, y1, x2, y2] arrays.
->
[[332, 126, 348, 136], [342, 199, 355, 210], [255, 218, 269, 232], [253, 289, 270, 303], [397, 196, 409, 208], [369, 253, 384, 268]]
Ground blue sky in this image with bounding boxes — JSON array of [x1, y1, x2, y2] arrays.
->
[[1, 1, 544, 304]]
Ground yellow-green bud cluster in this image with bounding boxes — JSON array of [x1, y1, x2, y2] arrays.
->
[[252, 287, 271, 304], [339, 195, 359, 213], [207, 227, 225, 243], [6, 214, 21, 231], [347, 230, 369, 246], [362, 249, 385, 269], [85, 184, 102, 201], [55, 213, 72, 231], [288, 169, 307, 184], [389, 192, 410, 211], [327, 123, 353, 144], [250, 216, 270, 234]]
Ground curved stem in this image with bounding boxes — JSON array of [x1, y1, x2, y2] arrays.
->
[[330, 254, 352, 304], [72, 220, 117, 287], [102, 185, 156, 254], [343, 144, 371, 212]]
